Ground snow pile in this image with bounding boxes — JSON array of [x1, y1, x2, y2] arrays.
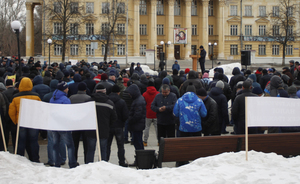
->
[[1, 151, 299, 184], [209, 63, 242, 79], [126, 65, 159, 76]]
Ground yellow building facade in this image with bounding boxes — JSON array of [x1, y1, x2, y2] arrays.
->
[[25, 0, 300, 63]]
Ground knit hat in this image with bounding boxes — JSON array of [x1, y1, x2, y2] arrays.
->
[[148, 81, 154, 86], [252, 87, 263, 95], [288, 86, 297, 94], [185, 68, 190, 74], [57, 81, 69, 91], [216, 81, 224, 89], [202, 73, 209, 79], [257, 67, 263, 72], [268, 68, 273, 72], [112, 85, 120, 93], [186, 83, 196, 93], [78, 82, 87, 91], [64, 70, 70, 77], [109, 70, 116, 76], [95, 84, 106, 93], [289, 60, 295, 64], [101, 73, 108, 80], [34, 63, 41, 68], [145, 72, 150, 77], [162, 77, 170, 84], [173, 69, 178, 75], [243, 79, 253, 89], [5, 79, 13, 86], [196, 88, 207, 96], [98, 69, 104, 74]]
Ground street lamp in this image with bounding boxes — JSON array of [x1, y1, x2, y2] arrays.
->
[[160, 41, 171, 71], [208, 42, 217, 69], [11, 20, 22, 79], [154, 44, 158, 71], [47, 38, 52, 67]]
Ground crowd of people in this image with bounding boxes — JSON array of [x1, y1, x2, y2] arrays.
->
[[0, 56, 299, 168]]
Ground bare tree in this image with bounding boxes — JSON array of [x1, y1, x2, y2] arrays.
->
[[267, 0, 298, 65], [97, 0, 127, 61], [45, 0, 84, 63]]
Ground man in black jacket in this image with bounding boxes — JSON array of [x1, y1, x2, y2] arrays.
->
[[232, 79, 258, 134], [151, 84, 177, 143], [198, 45, 206, 74], [108, 85, 129, 167], [197, 88, 219, 136], [260, 69, 272, 91], [179, 70, 203, 96], [87, 84, 117, 162]]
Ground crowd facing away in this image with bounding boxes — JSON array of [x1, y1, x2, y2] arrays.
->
[[0, 56, 299, 168]]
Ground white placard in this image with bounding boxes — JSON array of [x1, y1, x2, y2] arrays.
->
[[246, 97, 300, 127], [69, 60, 78, 65], [19, 99, 97, 131]]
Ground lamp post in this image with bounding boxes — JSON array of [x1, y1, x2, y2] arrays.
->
[[160, 41, 171, 71], [208, 42, 217, 69], [154, 44, 158, 71], [11, 20, 22, 79], [47, 38, 52, 67]]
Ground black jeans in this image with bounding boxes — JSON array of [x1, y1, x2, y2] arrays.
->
[[72, 130, 87, 162], [199, 61, 205, 74], [157, 124, 175, 143], [107, 127, 126, 165]]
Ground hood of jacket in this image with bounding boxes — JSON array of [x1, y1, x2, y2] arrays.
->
[[213, 72, 219, 80], [33, 75, 43, 85], [126, 84, 140, 100], [248, 74, 257, 82], [108, 92, 121, 104], [91, 91, 109, 103], [182, 91, 198, 103], [59, 63, 65, 71], [160, 71, 167, 79], [19, 77, 33, 92], [0, 68, 5, 76], [166, 75, 174, 85], [131, 73, 140, 80], [270, 75, 283, 89], [210, 87, 224, 96], [55, 70, 64, 80], [73, 74, 82, 82], [49, 79, 59, 92], [140, 74, 148, 85], [145, 86, 158, 95], [53, 89, 67, 99], [232, 67, 241, 75], [188, 70, 198, 79]]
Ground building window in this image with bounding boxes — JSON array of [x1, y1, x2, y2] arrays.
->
[[140, 45, 146, 55], [192, 25, 197, 35], [245, 45, 252, 50], [286, 45, 293, 55], [140, 0, 147, 15], [174, 0, 180, 15], [86, 23, 94, 35], [245, 25, 252, 36], [208, 25, 213, 35], [288, 25, 293, 36], [157, 24, 164, 35], [259, 25, 266, 36], [191, 0, 197, 16], [70, 44, 78, 55], [191, 45, 197, 55], [230, 45, 238, 55], [102, 2, 110, 14], [54, 45, 62, 55], [117, 24, 125, 34], [273, 6, 279, 17], [259, 6, 266, 17], [174, 24, 180, 28], [273, 25, 279, 36], [54, 23, 62, 34], [117, 3, 125, 14], [230, 5, 237, 16], [102, 23, 109, 34], [272, 45, 279, 55], [117, 44, 125, 55], [157, 0, 164, 15], [54, 2, 61, 13], [208, 1, 213, 16], [70, 2, 79, 13], [230, 25, 238, 36], [86, 2, 94, 13], [102, 44, 109, 55], [287, 7, 293, 16], [259, 45, 266, 55], [140, 24, 147, 35], [70, 23, 78, 35], [86, 44, 94, 55], [245, 5, 252, 16]]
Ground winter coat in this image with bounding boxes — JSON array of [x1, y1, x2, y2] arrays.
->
[[94, 80, 113, 95], [202, 96, 219, 135], [172, 75, 185, 89], [69, 91, 90, 104], [9, 77, 41, 124], [108, 92, 129, 128], [179, 71, 203, 96], [260, 74, 272, 91], [93, 74, 101, 84], [154, 71, 167, 91], [68, 74, 82, 97], [83, 78, 96, 93], [151, 92, 177, 125], [32, 75, 51, 100], [282, 70, 294, 86], [231, 89, 258, 134], [126, 84, 146, 132], [229, 67, 243, 90], [88, 92, 117, 139], [139, 75, 149, 95], [133, 66, 144, 76], [199, 49, 206, 63], [248, 74, 262, 89], [209, 87, 229, 134], [172, 64, 180, 71], [201, 78, 211, 91], [50, 89, 71, 104], [42, 79, 59, 102], [269, 76, 284, 97], [173, 92, 207, 132], [2, 87, 16, 103], [143, 86, 159, 119]]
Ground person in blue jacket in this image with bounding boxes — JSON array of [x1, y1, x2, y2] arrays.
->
[[172, 60, 180, 71]]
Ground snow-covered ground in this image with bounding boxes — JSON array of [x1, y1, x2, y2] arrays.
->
[[1, 151, 299, 184]]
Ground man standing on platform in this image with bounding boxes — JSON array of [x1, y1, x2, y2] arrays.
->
[[199, 45, 206, 74]]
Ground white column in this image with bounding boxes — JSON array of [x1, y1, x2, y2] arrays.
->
[[26, 3, 35, 57], [184, 0, 192, 60], [150, 0, 157, 49], [167, 0, 175, 60], [202, 0, 209, 59], [133, 0, 140, 56], [218, 0, 225, 59]]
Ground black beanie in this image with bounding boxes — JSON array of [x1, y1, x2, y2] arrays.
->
[[111, 85, 120, 93], [148, 80, 155, 86], [5, 79, 13, 86], [196, 88, 207, 96], [78, 82, 87, 91], [173, 69, 178, 75], [186, 83, 196, 93]]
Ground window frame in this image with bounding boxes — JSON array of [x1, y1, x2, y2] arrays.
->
[[117, 44, 125, 55], [102, 2, 110, 14], [230, 25, 238, 36], [157, 0, 164, 15], [86, 44, 95, 55], [157, 24, 164, 35], [192, 25, 197, 36], [140, 0, 147, 15], [272, 45, 280, 55], [245, 5, 252, 16], [258, 45, 266, 55], [259, 6, 266, 17], [86, 2, 94, 13], [140, 44, 146, 56], [245, 25, 252, 36], [70, 44, 79, 56], [230, 5, 238, 16], [259, 25, 266, 36], [86, 23, 94, 35], [230, 45, 238, 55]]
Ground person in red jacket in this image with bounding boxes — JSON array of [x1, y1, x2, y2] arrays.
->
[[142, 80, 159, 146]]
